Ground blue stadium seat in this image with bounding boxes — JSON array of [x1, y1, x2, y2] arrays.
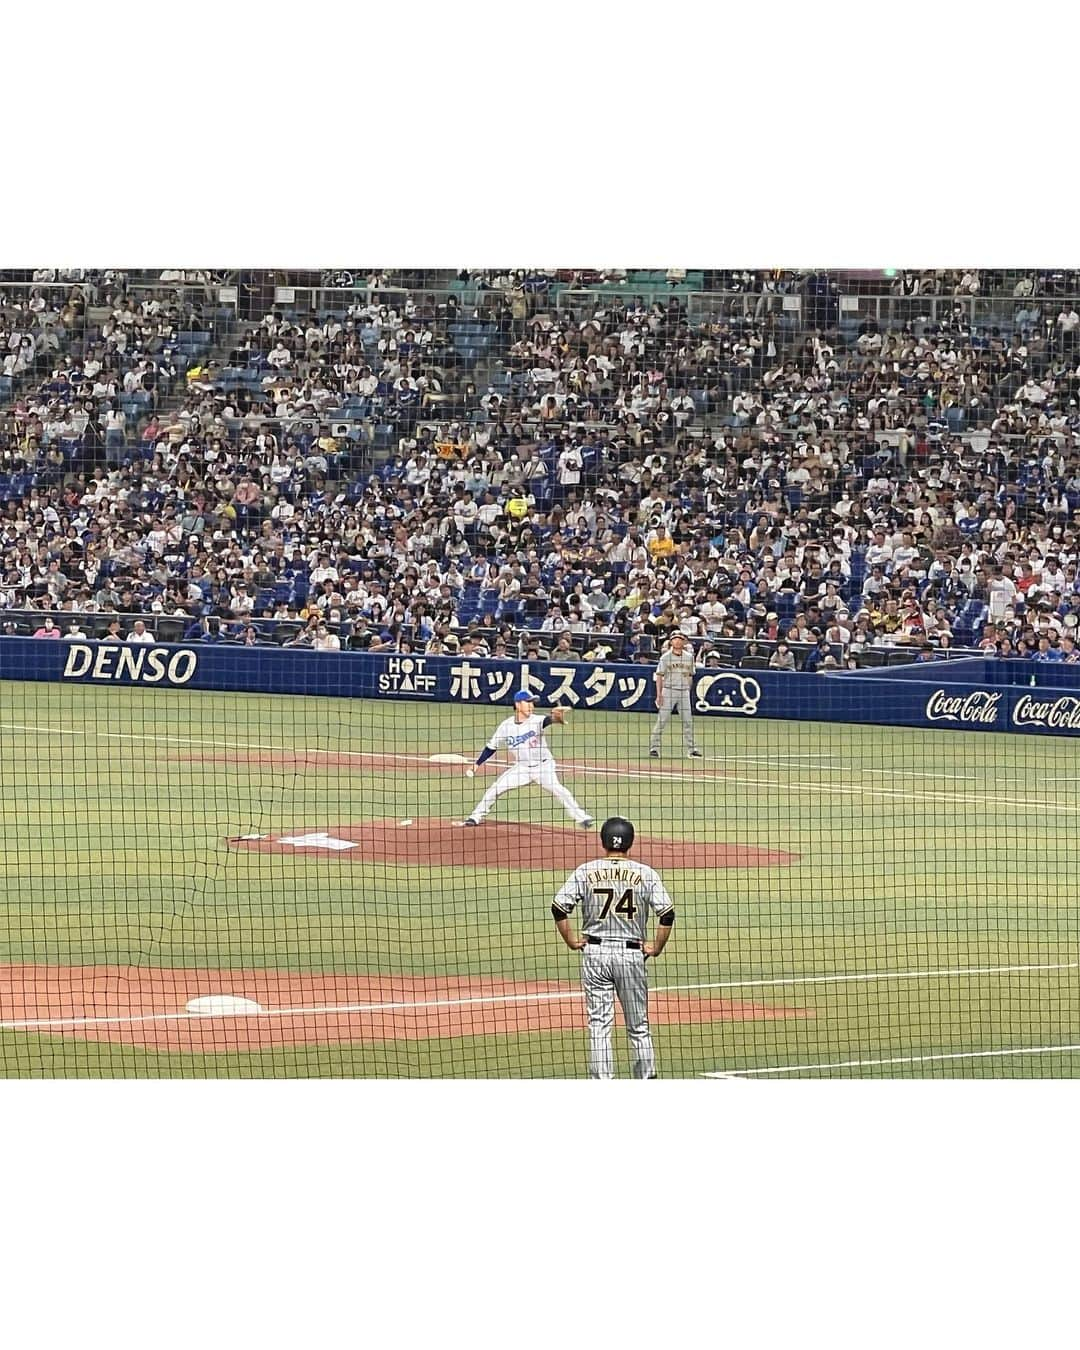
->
[[774, 594, 798, 625]]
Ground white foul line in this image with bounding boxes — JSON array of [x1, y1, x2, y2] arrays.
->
[[704, 1044, 1080, 1077], [0, 958, 1073, 1035], [0, 986, 586, 1033], [0, 722, 79, 735], [3, 720, 1076, 811], [660, 958, 1079, 995], [3, 717, 1080, 807]]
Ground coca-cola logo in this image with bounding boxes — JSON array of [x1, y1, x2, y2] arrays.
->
[[925, 689, 1002, 725], [1012, 694, 1080, 730]]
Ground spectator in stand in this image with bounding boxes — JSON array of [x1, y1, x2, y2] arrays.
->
[[768, 642, 796, 671], [311, 623, 341, 651], [6, 266, 1080, 673], [103, 400, 127, 466], [1034, 635, 1062, 662], [32, 615, 60, 638]]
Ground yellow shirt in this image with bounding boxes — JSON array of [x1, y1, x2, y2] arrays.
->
[[648, 536, 675, 560]]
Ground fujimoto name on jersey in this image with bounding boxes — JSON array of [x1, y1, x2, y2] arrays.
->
[[554, 859, 674, 942]]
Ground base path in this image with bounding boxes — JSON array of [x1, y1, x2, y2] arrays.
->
[[0, 964, 809, 1054], [227, 818, 798, 870]]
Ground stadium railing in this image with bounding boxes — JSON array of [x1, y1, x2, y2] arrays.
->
[[0, 610, 985, 665]]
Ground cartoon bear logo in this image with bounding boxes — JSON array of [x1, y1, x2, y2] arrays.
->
[[694, 672, 762, 715]]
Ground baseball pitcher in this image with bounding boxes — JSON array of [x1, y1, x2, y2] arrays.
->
[[464, 690, 594, 828], [551, 816, 676, 1079], [649, 632, 702, 757]]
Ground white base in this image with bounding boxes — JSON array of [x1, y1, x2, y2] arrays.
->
[[185, 995, 264, 1016]]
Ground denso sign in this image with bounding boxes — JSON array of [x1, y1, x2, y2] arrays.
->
[[924, 689, 1002, 725], [62, 643, 198, 686], [1011, 693, 1080, 730]]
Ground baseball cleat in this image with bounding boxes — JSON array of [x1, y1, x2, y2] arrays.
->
[[649, 749, 660, 758], [687, 749, 703, 758], [464, 817, 480, 826], [579, 817, 595, 829]]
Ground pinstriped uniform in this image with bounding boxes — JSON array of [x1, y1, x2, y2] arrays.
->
[[553, 857, 674, 1079], [650, 646, 698, 753]]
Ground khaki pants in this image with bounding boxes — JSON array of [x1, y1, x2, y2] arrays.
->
[[650, 690, 696, 752]]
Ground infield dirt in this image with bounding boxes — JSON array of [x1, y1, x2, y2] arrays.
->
[[226, 817, 799, 869], [0, 964, 810, 1052]]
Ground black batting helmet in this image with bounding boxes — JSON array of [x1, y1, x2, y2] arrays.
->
[[600, 816, 635, 853]]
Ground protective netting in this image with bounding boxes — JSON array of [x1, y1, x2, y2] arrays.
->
[[2, 648, 1077, 1078], [3, 266, 1080, 1077]]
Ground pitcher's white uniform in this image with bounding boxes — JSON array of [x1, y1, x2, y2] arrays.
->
[[466, 711, 592, 825]]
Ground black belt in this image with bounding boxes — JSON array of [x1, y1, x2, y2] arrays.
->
[[586, 936, 641, 950]]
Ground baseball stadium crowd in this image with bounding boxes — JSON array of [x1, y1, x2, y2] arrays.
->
[[4, 267, 1080, 669]]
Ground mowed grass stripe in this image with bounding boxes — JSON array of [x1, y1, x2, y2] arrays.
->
[[2, 681, 1078, 1076], [4, 710, 1080, 807]]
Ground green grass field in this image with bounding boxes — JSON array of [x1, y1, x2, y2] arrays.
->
[[1, 678, 1078, 1077]]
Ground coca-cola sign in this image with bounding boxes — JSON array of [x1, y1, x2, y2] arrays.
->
[[925, 689, 1002, 725], [1011, 694, 1080, 730]]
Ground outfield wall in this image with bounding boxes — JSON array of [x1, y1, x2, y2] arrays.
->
[[2, 638, 1079, 737]]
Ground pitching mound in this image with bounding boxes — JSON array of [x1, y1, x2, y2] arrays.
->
[[227, 819, 798, 870], [0, 964, 809, 1053]]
